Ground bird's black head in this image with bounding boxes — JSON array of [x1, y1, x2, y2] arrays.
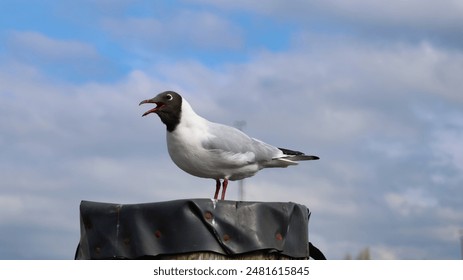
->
[[139, 91, 182, 132]]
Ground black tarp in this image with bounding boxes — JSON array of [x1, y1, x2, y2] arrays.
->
[[75, 199, 313, 259]]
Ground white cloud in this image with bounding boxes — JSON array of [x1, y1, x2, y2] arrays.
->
[[318, 0, 463, 28], [384, 189, 438, 217], [432, 127, 463, 172], [190, 0, 463, 31], [0, 195, 23, 223], [3, 31, 118, 81], [7, 31, 99, 61], [102, 10, 243, 51]]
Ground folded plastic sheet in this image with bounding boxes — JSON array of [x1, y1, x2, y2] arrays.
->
[[75, 199, 310, 259]]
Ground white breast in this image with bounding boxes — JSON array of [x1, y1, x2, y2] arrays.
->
[[166, 100, 260, 180]]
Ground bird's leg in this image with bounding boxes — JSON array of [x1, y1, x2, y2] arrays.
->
[[214, 179, 221, 200], [220, 179, 228, 200]]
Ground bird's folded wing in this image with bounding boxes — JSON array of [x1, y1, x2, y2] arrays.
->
[[201, 122, 282, 163]]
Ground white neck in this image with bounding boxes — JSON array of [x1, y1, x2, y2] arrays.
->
[[179, 98, 208, 128]]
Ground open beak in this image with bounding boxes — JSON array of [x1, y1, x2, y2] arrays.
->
[[139, 98, 165, 117]]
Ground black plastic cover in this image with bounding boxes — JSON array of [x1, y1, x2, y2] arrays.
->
[[75, 199, 311, 259]]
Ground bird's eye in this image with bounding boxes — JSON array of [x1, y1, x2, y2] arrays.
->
[[166, 94, 173, 101]]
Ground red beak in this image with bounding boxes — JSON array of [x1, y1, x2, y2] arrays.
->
[[139, 99, 165, 117]]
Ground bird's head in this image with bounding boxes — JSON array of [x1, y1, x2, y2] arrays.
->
[[139, 91, 183, 132], [139, 91, 182, 117]]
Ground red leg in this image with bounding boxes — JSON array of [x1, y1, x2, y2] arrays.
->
[[214, 179, 221, 200], [220, 179, 228, 200]]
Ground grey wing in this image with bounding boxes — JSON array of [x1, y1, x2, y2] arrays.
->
[[202, 122, 282, 164]]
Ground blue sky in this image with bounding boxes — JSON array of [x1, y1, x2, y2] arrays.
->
[[1, 0, 463, 259]]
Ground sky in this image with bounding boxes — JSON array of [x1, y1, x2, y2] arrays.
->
[[1, 0, 463, 260]]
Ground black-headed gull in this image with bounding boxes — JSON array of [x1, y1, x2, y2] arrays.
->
[[140, 91, 319, 200]]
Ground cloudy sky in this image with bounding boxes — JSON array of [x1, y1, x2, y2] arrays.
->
[[1, 0, 463, 260]]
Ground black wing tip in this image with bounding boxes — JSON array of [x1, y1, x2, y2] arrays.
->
[[278, 147, 304, 155], [278, 147, 319, 160], [298, 155, 319, 160]]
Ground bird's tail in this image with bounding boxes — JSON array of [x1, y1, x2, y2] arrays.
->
[[264, 148, 319, 168], [278, 147, 320, 161]]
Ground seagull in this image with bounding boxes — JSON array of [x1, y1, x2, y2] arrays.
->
[[139, 91, 319, 200]]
